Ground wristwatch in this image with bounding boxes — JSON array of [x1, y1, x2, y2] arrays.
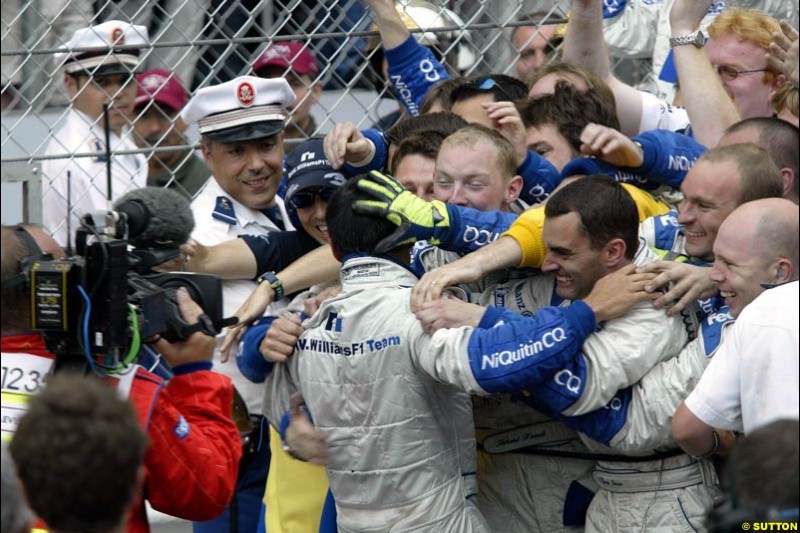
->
[[669, 30, 707, 48], [257, 271, 285, 300]]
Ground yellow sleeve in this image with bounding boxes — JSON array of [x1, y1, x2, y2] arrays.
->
[[502, 206, 546, 269], [621, 183, 671, 221], [503, 185, 671, 269]]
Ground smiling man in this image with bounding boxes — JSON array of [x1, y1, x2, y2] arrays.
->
[[433, 125, 523, 212], [673, 198, 799, 449], [180, 75, 296, 533], [675, 143, 783, 262], [42, 21, 149, 245]]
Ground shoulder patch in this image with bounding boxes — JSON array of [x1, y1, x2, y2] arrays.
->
[[652, 211, 682, 251], [700, 307, 735, 357], [603, 0, 627, 18], [212, 196, 238, 225]]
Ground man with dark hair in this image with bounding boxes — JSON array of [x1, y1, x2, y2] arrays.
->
[[389, 130, 444, 201], [519, 82, 620, 171], [11, 374, 148, 533], [449, 74, 530, 128], [262, 176, 490, 532], [403, 176, 716, 532]]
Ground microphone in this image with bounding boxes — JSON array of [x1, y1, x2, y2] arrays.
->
[[113, 187, 195, 248]]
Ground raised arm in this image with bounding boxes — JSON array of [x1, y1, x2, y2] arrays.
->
[[563, 0, 648, 136], [365, 0, 450, 116], [669, 0, 741, 146], [365, 0, 410, 48]]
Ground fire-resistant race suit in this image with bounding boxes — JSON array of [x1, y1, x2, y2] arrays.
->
[[414, 242, 596, 532], [465, 239, 724, 532], [263, 255, 488, 533], [264, 245, 693, 531], [522, 303, 733, 532], [0, 333, 242, 533], [236, 285, 332, 533], [543, 301, 733, 453]]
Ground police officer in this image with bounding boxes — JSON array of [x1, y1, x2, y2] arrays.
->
[[43, 21, 149, 245], [180, 75, 296, 533]]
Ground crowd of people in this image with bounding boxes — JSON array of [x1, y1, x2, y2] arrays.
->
[[2, 0, 799, 532]]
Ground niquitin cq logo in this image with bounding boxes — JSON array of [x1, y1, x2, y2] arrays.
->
[[481, 327, 567, 370]]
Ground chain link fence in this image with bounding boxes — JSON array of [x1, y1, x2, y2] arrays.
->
[[2, 0, 655, 225]]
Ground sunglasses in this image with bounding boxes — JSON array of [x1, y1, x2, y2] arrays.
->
[[288, 187, 338, 209], [472, 76, 514, 102], [715, 65, 767, 81]]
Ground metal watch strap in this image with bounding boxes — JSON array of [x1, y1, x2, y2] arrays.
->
[[669, 30, 705, 48]]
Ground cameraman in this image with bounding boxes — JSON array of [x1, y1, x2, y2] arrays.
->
[[0, 224, 242, 532]]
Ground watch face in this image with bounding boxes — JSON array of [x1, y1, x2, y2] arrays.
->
[[695, 31, 706, 46]]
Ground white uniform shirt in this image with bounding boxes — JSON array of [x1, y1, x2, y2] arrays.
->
[[191, 177, 294, 414], [42, 108, 147, 245], [684, 281, 800, 434]]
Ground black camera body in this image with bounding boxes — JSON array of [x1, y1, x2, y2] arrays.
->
[[28, 217, 231, 369]]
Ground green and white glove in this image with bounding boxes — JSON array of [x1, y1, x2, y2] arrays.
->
[[353, 170, 451, 253]]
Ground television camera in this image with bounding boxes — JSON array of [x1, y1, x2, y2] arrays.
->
[[27, 187, 236, 372]]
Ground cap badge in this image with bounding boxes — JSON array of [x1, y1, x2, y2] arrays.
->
[[236, 81, 256, 107], [110, 27, 126, 45], [141, 73, 165, 91]]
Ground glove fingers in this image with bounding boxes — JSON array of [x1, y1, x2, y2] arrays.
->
[[356, 179, 394, 201], [352, 200, 388, 217], [368, 170, 404, 195]]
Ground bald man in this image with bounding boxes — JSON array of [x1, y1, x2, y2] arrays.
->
[[673, 198, 799, 453]]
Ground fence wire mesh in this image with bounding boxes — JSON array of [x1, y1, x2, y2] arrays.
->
[[2, 0, 656, 224]]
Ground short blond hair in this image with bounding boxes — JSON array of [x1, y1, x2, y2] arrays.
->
[[442, 125, 517, 182]]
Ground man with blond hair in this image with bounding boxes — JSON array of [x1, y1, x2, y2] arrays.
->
[[433, 125, 523, 214]]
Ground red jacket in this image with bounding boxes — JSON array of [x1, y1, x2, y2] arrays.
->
[[1, 333, 242, 533]]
